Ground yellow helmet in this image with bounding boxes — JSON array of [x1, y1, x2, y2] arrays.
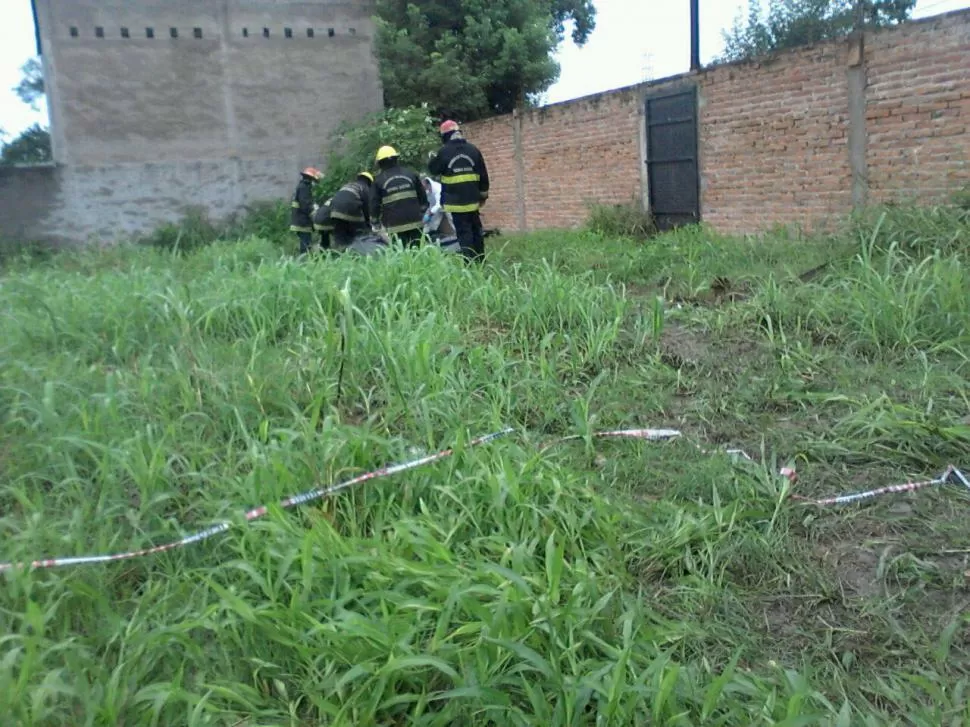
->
[[358, 171, 374, 183], [375, 145, 399, 162]]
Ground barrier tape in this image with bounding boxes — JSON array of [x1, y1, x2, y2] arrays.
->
[[0, 428, 513, 573], [1, 426, 967, 573], [790, 465, 970, 506]]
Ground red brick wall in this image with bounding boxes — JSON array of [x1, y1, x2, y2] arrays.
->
[[468, 115, 518, 232], [865, 13, 970, 205], [520, 89, 642, 229], [465, 9, 970, 235], [699, 43, 852, 233]]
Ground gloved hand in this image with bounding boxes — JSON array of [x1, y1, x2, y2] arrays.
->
[[422, 211, 432, 225]]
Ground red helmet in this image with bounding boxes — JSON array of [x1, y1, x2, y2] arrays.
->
[[439, 120, 460, 135], [302, 167, 322, 180]]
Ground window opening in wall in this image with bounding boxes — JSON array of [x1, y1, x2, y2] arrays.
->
[[121, 27, 129, 38], [95, 26, 104, 38], [307, 28, 314, 38], [170, 27, 178, 38], [349, 27, 356, 35], [69, 26, 78, 37], [194, 27, 202, 39], [284, 27, 292, 38], [146, 27, 155, 38], [242, 27, 249, 37], [327, 28, 335, 37], [263, 27, 270, 38]]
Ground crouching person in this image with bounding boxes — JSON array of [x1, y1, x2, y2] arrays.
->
[[329, 172, 376, 252]]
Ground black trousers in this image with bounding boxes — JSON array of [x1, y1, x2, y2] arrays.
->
[[452, 211, 484, 262], [332, 220, 367, 251], [296, 231, 313, 255], [393, 228, 424, 248]]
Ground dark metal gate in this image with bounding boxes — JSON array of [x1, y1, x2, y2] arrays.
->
[[644, 85, 700, 231]]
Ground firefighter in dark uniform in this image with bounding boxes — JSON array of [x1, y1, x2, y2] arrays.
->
[[290, 167, 322, 255], [312, 197, 334, 253], [328, 172, 375, 252], [428, 120, 490, 262], [370, 145, 429, 248]]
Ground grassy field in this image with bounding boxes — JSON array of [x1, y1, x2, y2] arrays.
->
[[1, 205, 969, 725]]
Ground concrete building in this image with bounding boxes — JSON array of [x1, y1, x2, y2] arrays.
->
[[0, 0, 384, 246]]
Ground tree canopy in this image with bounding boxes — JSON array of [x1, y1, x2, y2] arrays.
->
[[2, 58, 52, 165], [375, 0, 596, 122], [1, 124, 52, 165], [718, 0, 915, 63], [14, 57, 45, 109]]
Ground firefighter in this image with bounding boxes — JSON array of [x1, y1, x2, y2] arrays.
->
[[312, 196, 334, 253], [329, 171, 376, 252], [427, 120, 489, 263], [370, 145, 428, 248], [290, 167, 322, 255]]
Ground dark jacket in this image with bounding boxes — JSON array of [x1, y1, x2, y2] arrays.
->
[[329, 181, 372, 229], [312, 198, 333, 231], [289, 177, 315, 232], [370, 164, 428, 234], [428, 138, 489, 214]]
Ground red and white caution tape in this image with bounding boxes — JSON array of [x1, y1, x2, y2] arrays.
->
[[0, 428, 513, 573], [2, 424, 967, 573], [540, 428, 799, 482], [791, 465, 970, 506], [539, 428, 683, 451]]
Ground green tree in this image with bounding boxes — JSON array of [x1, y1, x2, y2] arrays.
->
[[1, 124, 52, 165], [375, 0, 596, 122], [316, 105, 439, 200], [14, 57, 45, 109], [718, 0, 915, 63]]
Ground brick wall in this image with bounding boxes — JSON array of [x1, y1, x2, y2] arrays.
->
[[865, 13, 970, 204], [466, 8, 970, 236], [699, 42, 852, 233]]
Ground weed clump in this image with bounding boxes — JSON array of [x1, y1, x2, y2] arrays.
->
[[586, 201, 657, 240]]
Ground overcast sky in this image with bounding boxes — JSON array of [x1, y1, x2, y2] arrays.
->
[[0, 0, 967, 138]]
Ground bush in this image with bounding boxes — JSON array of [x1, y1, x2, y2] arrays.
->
[[847, 204, 970, 260], [139, 207, 224, 253], [952, 186, 970, 211], [316, 104, 440, 200], [586, 201, 657, 240]]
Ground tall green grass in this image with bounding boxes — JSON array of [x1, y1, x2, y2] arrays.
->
[[2, 208, 970, 725]]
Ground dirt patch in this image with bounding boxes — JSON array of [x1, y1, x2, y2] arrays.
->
[[818, 543, 882, 599], [658, 325, 712, 370]]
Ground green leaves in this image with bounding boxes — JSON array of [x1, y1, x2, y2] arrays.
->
[[316, 106, 439, 200], [719, 0, 917, 63], [375, 0, 592, 120]]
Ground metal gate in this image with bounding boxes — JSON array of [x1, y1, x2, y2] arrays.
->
[[644, 85, 700, 230]]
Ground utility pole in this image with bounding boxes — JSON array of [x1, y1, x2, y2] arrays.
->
[[690, 0, 700, 71]]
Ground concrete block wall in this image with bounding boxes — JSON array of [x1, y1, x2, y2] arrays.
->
[[1, 0, 383, 246], [467, 8, 970, 236]]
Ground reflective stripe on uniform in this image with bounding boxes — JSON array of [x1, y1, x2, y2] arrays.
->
[[313, 223, 334, 231], [444, 202, 480, 213], [441, 173, 480, 185], [382, 190, 418, 205], [386, 221, 423, 234], [330, 211, 365, 222], [290, 225, 312, 232]]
